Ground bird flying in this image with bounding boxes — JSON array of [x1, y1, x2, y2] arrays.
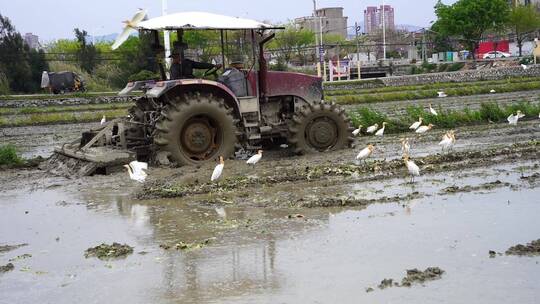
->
[[375, 122, 387, 137], [246, 150, 263, 165], [409, 117, 423, 130], [112, 9, 147, 50], [429, 103, 438, 116], [352, 126, 362, 136], [366, 123, 379, 134], [100, 115, 106, 125], [211, 156, 225, 181], [403, 155, 420, 183], [124, 160, 148, 183], [416, 123, 434, 134], [356, 144, 374, 161]]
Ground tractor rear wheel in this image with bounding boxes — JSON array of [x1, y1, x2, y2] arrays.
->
[[288, 101, 353, 154], [154, 93, 237, 165]]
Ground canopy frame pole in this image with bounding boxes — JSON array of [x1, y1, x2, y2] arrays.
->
[[220, 30, 226, 72]]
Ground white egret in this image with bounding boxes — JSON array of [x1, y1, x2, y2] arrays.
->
[[507, 110, 524, 125], [489, 89, 496, 93], [439, 131, 454, 152], [415, 123, 434, 134], [521, 64, 528, 70], [100, 115, 106, 125], [246, 150, 263, 166], [375, 122, 387, 137], [211, 156, 225, 182], [215, 207, 226, 218], [403, 155, 420, 183], [429, 103, 438, 116], [437, 91, 447, 98], [400, 138, 410, 156], [356, 144, 374, 162], [124, 160, 148, 183], [352, 125, 362, 136], [111, 9, 147, 50], [366, 123, 379, 134], [409, 117, 423, 130]]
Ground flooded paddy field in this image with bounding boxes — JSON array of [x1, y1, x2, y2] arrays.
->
[[1, 115, 539, 303]]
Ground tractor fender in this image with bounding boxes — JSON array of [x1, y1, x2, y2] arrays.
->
[[146, 79, 241, 115]]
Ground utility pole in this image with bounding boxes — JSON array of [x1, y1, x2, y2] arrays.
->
[[422, 29, 427, 62], [382, 0, 386, 60], [313, 0, 320, 77], [162, 0, 171, 69], [355, 22, 361, 79]]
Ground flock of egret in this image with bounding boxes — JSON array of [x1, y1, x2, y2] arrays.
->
[[121, 104, 537, 184]]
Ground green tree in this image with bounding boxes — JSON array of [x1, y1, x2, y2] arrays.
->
[[0, 13, 33, 92], [270, 25, 314, 66], [26, 48, 49, 92], [508, 5, 540, 57], [432, 0, 510, 59], [74, 28, 99, 73]]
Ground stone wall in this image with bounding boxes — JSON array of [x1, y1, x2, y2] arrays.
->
[[324, 65, 540, 91]]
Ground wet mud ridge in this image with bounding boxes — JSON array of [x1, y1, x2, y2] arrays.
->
[[138, 140, 540, 208], [367, 267, 445, 292], [84, 243, 134, 260], [491, 239, 540, 257]]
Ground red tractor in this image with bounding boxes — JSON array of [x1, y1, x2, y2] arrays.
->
[[52, 12, 353, 175]]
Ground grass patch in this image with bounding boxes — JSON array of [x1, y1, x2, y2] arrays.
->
[[348, 101, 540, 133], [0, 109, 127, 127], [0, 91, 124, 101], [0, 103, 132, 116], [0, 145, 23, 166], [330, 80, 540, 105]]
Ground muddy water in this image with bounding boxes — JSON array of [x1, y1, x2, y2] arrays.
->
[[0, 122, 96, 158], [1, 159, 539, 304]]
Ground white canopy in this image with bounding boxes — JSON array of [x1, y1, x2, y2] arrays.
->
[[138, 11, 278, 31]]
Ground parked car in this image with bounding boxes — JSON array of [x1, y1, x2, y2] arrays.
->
[[482, 51, 511, 59]]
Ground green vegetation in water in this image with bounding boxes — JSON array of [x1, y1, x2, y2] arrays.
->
[[329, 80, 540, 105], [84, 243, 134, 260], [0, 145, 23, 166], [0, 109, 127, 127], [325, 77, 539, 96], [159, 239, 214, 251], [0, 102, 132, 115], [348, 101, 540, 132]]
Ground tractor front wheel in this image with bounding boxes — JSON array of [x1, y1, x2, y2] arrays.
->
[[154, 93, 238, 166]]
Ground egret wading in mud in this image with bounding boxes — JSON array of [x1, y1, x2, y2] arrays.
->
[[352, 126, 362, 136], [507, 110, 524, 125], [429, 103, 439, 115], [437, 91, 447, 98], [375, 122, 387, 137], [416, 123, 434, 134], [211, 156, 225, 182], [124, 161, 148, 183], [521, 64, 528, 70], [409, 117, 423, 130], [100, 115, 106, 125], [403, 155, 420, 183], [400, 138, 410, 156], [246, 150, 263, 166], [439, 131, 455, 152], [366, 123, 379, 134], [356, 144, 375, 163]]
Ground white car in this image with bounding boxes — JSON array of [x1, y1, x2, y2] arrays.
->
[[482, 51, 511, 59]]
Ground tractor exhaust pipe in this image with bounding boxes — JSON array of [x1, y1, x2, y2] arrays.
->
[[259, 33, 275, 99]]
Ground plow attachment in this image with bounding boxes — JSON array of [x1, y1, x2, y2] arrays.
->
[[41, 119, 144, 177]]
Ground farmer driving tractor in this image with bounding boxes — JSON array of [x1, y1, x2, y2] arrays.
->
[[169, 42, 222, 79]]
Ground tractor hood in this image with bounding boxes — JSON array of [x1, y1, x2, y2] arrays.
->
[[137, 11, 281, 31]]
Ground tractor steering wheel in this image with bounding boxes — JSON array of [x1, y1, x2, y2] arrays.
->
[[203, 66, 219, 78]]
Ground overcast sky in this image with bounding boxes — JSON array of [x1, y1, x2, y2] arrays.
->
[[1, 0, 456, 41]]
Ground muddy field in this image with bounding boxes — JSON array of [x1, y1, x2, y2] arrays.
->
[[1, 92, 540, 303]]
